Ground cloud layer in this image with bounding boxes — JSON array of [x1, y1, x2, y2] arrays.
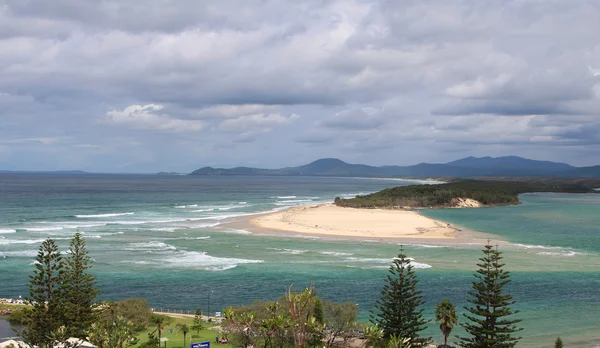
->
[[1, 0, 599, 171]]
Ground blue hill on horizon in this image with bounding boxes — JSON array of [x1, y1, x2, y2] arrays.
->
[[191, 156, 600, 178]]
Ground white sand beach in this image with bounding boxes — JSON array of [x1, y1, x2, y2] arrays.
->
[[249, 204, 458, 239]]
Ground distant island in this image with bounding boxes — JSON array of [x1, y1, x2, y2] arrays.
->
[[334, 178, 600, 209], [190, 156, 600, 178]]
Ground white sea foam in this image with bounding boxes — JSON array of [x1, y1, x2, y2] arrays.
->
[[162, 250, 263, 270], [288, 234, 321, 240], [145, 227, 179, 232], [514, 243, 563, 250], [0, 228, 16, 234], [514, 243, 585, 256], [268, 248, 307, 255], [123, 241, 177, 252], [277, 199, 314, 203], [346, 257, 392, 263], [100, 231, 125, 236], [69, 223, 108, 229], [218, 228, 252, 235], [191, 209, 215, 212], [347, 256, 431, 269], [185, 222, 221, 229], [191, 212, 259, 221], [537, 251, 579, 257], [277, 196, 297, 199], [0, 250, 38, 257], [24, 226, 64, 232], [75, 212, 134, 218], [320, 251, 353, 256], [175, 204, 198, 208], [405, 243, 445, 249], [371, 262, 432, 269], [0, 238, 45, 245], [205, 265, 238, 271], [120, 260, 155, 265]]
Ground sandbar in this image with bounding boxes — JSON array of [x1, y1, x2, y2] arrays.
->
[[248, 204, 458, 240]]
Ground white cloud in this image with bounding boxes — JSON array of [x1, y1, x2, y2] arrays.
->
[[104, 104, 205, 132]]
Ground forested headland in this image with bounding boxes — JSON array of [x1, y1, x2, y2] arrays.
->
[[335, 178, 600, 209]]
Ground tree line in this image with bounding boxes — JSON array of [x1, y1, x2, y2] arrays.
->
[[10, 234, 569, 347], [8, 233, 189, 348], [335, 179, 599, 208], [218, 243, 523, 348]]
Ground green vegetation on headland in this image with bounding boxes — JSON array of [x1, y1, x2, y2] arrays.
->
[[335, 178, 600, 208]]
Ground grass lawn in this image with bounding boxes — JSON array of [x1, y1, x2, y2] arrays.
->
[[131, 315, 232, 348], [0, 304, 28, 310]]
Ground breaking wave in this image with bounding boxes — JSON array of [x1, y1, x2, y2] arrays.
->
[[162, 250, 263, 270], [268, 248, 307, 255], [319, 251, 353, 256], [122, 241, 177, 252], [75, 212, 134, 218]]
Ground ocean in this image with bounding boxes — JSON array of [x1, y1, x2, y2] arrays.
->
[[0, 174, 599, 347]]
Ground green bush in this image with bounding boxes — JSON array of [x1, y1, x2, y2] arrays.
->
[[8, 307, 31, 326]]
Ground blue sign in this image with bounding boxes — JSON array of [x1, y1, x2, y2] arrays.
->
[[191, 342, 210, 348]]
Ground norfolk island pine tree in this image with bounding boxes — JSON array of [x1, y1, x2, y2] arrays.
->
[[458, 242, 522, 348], [22, 239, 65, 346], [370, 247, 431, 348]]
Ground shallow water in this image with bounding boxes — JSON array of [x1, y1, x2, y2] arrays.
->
[[0, 174, 599, 347]]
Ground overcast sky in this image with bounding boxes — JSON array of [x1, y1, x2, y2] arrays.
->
[[1, 0, 600, 172]]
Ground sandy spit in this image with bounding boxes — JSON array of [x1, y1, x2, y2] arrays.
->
[[247, 204, 459, 240]]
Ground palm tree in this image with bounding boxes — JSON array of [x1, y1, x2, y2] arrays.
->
[[176, 323, 190, 348], [362, 324, 384, 348], [434, 299, 458, 348], [150, 315, 169, 348], [387, 334, 411, 348]]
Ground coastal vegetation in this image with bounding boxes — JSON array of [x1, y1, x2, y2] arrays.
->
[[221, 285, 361, 348], [458, 244, 522, 347], [9, 235, 524, 348], [555, 337, 564, 348], [335, 178, 600, 208], [21, 234, 97, 345], [370, 248, 430, 347], [435, 300, 458, 348]]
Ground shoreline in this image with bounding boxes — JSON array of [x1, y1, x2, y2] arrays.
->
[[224, 204, 498, 246]]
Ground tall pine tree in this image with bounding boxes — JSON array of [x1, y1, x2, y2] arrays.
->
[[61, 232, 99, 338], [370, 247, 430, 348], [458, 242, 522, 348], [22, 238, 65, 346]]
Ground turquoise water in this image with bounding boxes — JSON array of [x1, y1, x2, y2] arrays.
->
[[0, 175, 599, 347]]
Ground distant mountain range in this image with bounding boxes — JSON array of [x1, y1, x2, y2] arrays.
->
[[191, 156, 600, 178]]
